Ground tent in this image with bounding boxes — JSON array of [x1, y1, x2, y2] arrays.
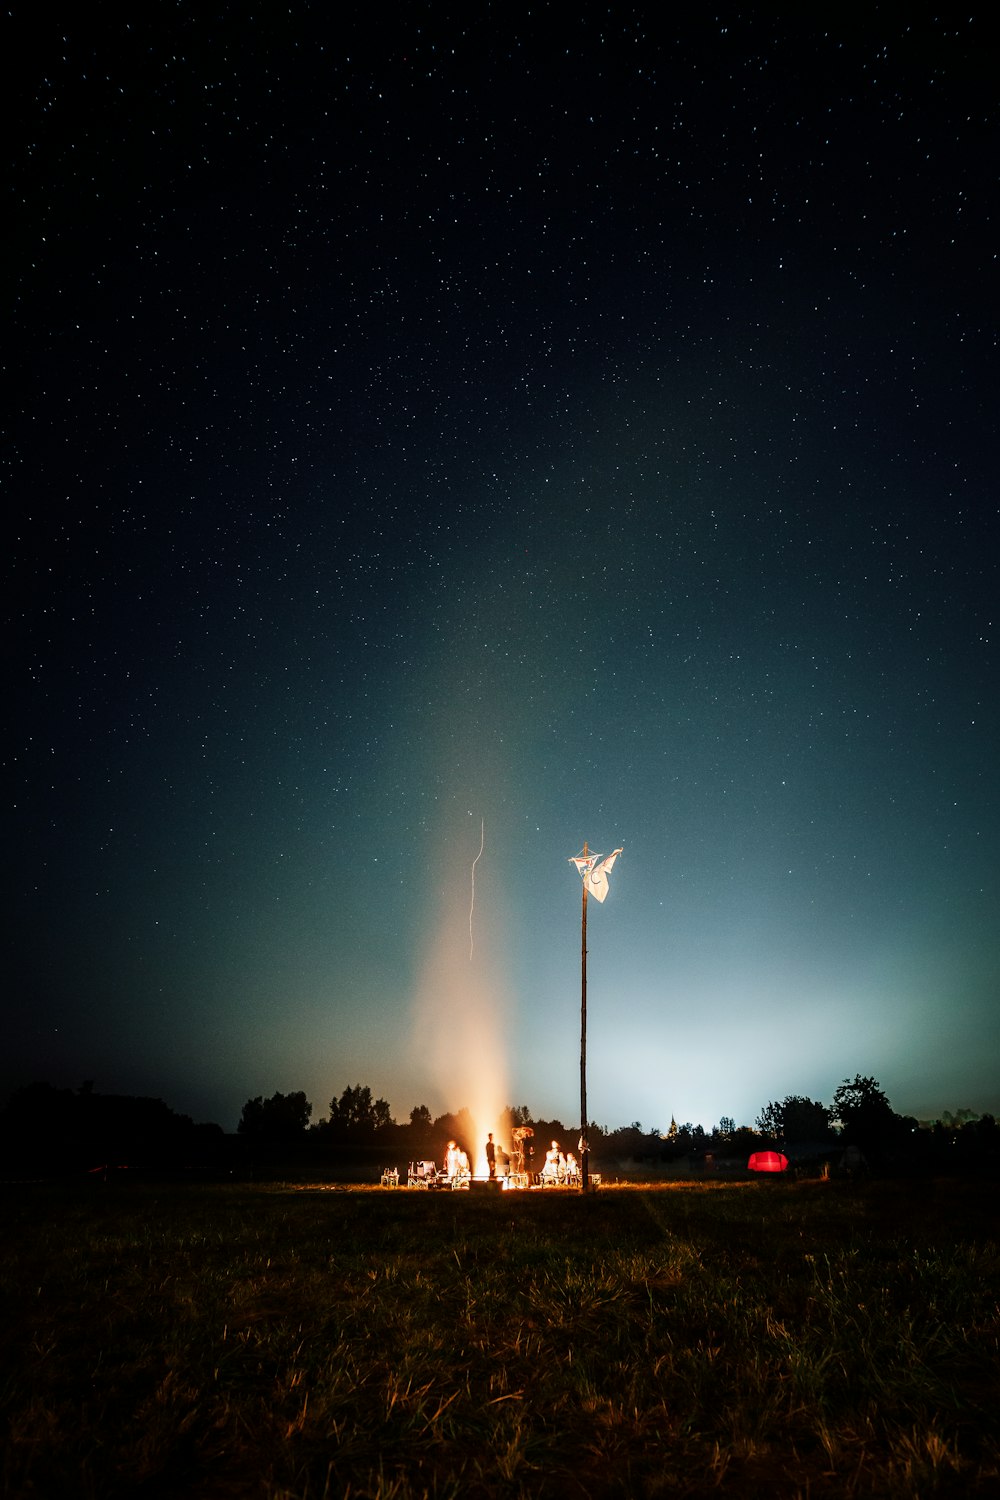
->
[[747, 1150, 789, 1173]]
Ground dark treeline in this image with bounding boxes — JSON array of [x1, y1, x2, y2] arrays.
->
[[2, 1075, 998, 1179], [0, 1080, 228, 1177], [244, 1076, 997, 1178]]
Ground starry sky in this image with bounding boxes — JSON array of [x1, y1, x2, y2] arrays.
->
[[6, 5, 998, 1137]]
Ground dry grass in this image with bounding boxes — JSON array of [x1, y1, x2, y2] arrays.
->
[[1, 1177, 997, 1496]]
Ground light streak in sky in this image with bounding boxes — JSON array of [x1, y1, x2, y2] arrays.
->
[[470, 817, 484, 960]]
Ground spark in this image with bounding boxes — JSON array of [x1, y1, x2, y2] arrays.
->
[[470, 817, 484, 960]]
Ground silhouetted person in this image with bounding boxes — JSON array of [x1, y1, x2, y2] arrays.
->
[[485, 1132, 496, 1179]]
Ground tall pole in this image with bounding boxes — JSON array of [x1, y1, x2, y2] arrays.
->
[[580, 840, 589, 1192]]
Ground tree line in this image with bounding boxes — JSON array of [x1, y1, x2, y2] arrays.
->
[[2, 1075, 997, 1176], [236, 1075, 999, 1174], [0, 1080, 226, 1174]]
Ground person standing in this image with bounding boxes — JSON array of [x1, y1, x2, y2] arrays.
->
[[485, 1132, 496, 1180]]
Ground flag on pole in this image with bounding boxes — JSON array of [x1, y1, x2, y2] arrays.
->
[[569, 847, 623, 903]]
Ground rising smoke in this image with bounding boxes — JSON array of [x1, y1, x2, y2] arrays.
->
[[409, 816, 511, 1175]]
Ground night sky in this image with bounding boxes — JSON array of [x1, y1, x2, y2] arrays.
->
[[7, 6, 998, 1138]]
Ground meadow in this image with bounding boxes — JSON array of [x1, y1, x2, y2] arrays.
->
[[2, 1175, 997, 1497]]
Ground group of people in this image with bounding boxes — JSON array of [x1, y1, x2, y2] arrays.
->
[[444, 1140, 471, 1181], [542, 1139, 579, 1185], [444, 1136, 509, 1184], [484, 1132, 512, 1179], [440, 1133, 579, 1186]]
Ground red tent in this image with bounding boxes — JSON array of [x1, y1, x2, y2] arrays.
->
[[748, 1150, 788, 1173]]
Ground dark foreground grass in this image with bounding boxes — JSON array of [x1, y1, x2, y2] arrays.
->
[[1, 1177, 998, 1498]]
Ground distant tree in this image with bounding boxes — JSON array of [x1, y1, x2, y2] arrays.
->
[[832, 1075, 890, 1128], [660, 1117, 686, 1158], [530, 1117, 571, 1166], [784, 1097, 832, 1142], [239, 1091, 312, 1145], [756, 1096, 832, 1143], [239, 1097, 265, 1137], [2, 1081, 83, 1168], [2, 1082, 224, 1171], [3, 1080, 74, 1133], [604, 1121, 664, 1162], [716, 1116, 736, 1141], [831, 1075, 898, 1159], [328, 1084, 393, 1140], [658, 1122, 705, 1158], [968, 1114, 999, 1163], [730, 1124, 764, 1158], [941, 1107, 980, 1128], [401, 1104, 435, 1160]]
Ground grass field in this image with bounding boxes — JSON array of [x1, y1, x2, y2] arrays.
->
[[2, 1176, 997, 1497]]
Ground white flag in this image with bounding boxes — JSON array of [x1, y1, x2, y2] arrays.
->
[[587, 847, 622, 902], [569, 847, 623, 903]]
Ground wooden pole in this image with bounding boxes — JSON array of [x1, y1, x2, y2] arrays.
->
[[580, 841, 589, 1192]]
